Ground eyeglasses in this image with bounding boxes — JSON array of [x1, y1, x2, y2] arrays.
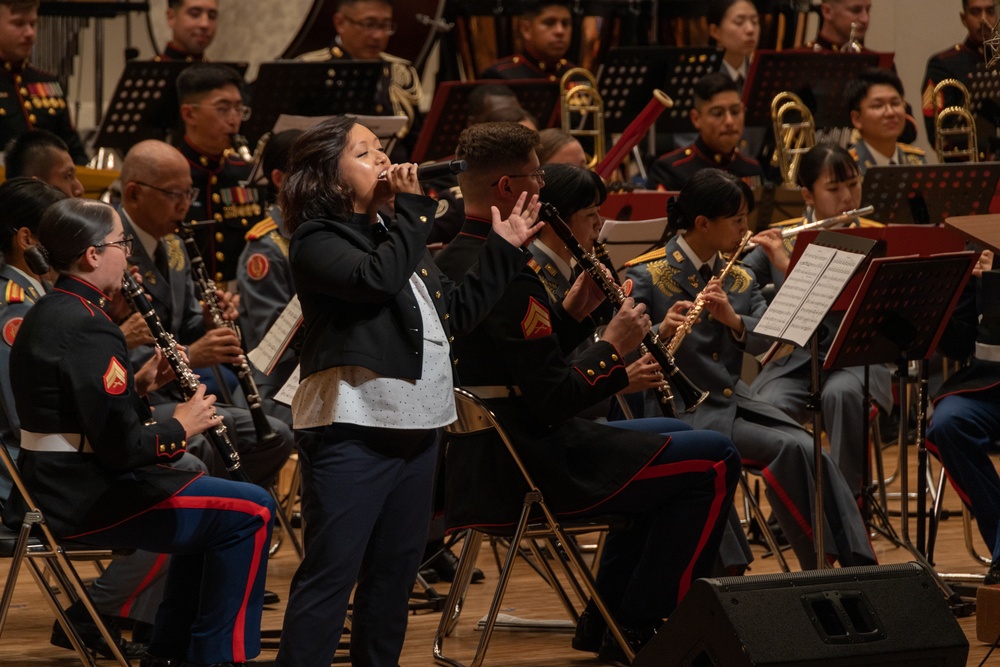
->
[[491, 169, 546, 186], [133, 181, 200, 203], [341, 16, 397, 35], [189, 103, 252, 121], [93, 235, 134, 255]]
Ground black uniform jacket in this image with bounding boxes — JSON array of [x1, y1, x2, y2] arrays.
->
[[934, 269, 1000, 402], [2, 276, 199, 539], [435, 217, 670, 529], [0, 59, 87, 164], [291, 194, 528, 384], [646, 137, 763, 192], [480, 48, 574, 83]]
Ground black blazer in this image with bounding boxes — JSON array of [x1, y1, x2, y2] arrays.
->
[[290, 193, 528, 383]]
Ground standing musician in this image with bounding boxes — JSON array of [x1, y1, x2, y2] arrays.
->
[[177, 63, 266, 286], [646, 73, 763, 192], [0, 197, 275, 667], [273, 116, 540, 667], [744, 143, 892, 496], [0, 0, 87, 164], [479, 0, 576, 82], [808, 0, 871, 52], [624, 168, 876, 571], [156, 0, 217, 62], [846, 68, 927, 173], [4, 128, 84, 198], [435, 124, 740, 662]]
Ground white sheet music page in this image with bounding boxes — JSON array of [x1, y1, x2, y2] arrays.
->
[[753, 243, 865, 348], [274, 365, 301, 407], [247, 295, 303, 376]]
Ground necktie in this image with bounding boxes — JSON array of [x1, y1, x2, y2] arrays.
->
[[699, 263, 714, 284], [154, 242, 171, 283]]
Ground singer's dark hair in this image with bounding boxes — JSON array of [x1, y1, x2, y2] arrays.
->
[[797, 143, 860, 190], [26, 199, 117, 275], [667, 168, 754, 232], [280, 116, 357, 233], [0, 178, 66, 256], [540, 164, 606, 220], [262, 129, 304, 202]]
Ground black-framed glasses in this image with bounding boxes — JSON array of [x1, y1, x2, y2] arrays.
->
[[133, 181, 199, 203], [341, 16, 397, 34], [93, 235, 134, 255], [491, 169, 545, 186], [189, 103, 252, 121]]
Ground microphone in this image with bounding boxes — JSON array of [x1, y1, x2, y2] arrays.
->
[[417, 159, 467, 181]]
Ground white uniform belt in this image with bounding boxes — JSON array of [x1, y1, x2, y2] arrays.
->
[[975, 342, 1000, 364], [463, 385, 523, 399], [20, 430, 93, 454]]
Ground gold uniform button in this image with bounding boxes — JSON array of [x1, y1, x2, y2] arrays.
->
[[241, 218, 248, 226], [449, 336, 455, 343], [453, 358, 459, 366], [200, 156, 210, 167], [18, 87, 26, 95], [48, 108, 55, 115], [27, 114, 36, 123], [587, 369, 595, 377], [214, 213, 223, 222], [170, 443, 176, 451], [611, 354, 619, 361], [210, 175, 218, 185], [599, 361, 606, 369], [212, 193, 221, 204], [723, 388, 733, 398], [712, 353, 720, 362], [419, 215, 427, 223], [435, 291, 441, 298], [443, 313, 450, 320], [215, 232, 224, 242], [420, 268, 428, 277], [159, 444, 166, 452], [215, 251, 225, 261], [375, 104, 384, 113], [0, 108, 6, 116], [215, 272, 224, 282], [181, 440, 187, 447]]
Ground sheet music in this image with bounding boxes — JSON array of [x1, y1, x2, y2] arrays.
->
[[274, 365, 300, 407], [247, 295, 303, 376], [753, 244, 865, 347]]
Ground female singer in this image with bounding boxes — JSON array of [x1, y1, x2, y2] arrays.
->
[[746, 143, 892, 495], [625, 168, 876, 570], [1, 197, 274, 667], [274, 116, 541, 667]]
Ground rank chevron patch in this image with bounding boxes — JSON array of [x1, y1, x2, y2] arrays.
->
[[520, 296, 553, 339]]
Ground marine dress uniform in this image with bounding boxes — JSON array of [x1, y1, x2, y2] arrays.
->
[[480, 48, 574, 82], [922, 37, 987, 150], [624, 234, 876, 569], [435, 216, 741, 631], [180, 138, 267, 285], [0, 274, 274, 665], [646, 137, 764, 192], [154, 41, 206, 63], [0, 58, 87, 164]]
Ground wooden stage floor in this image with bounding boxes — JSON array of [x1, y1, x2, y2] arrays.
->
[[1, 441, 999, 666]]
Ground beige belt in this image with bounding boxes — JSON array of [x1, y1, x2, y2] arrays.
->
[[20, 430, 93, 454], [975, 342, 1000, 364], [463, 385, 523, 400]]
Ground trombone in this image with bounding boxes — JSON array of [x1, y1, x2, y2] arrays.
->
[[560, 67, 605, 170], [933, 79, 979, 163], [771, 91, 816, 187]]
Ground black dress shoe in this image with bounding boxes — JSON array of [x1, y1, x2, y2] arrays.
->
[[985, 560, 1000, 585], [50, 600, 147, 659], [263, 589, 280, 605], [571, 609, 606, 653], [597, 624, 657, 666], [430, 547, 485, 584]]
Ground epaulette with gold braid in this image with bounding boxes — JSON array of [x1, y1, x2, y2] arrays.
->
[[624, 247, 667, 267], [898, 143, 926, 156], [4, 281, 24, 305], [245, 216, 278, 241]]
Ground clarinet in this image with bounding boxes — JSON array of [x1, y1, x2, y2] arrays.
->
[[175, 222, 282, 451], [122, 270, 251, 483], [540, 203, 709, 416]]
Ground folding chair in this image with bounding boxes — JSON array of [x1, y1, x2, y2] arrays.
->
[[433, 389, 634, 667], [0, 438, 130, 666]]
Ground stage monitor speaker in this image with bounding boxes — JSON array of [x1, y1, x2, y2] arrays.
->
[[634, 562, 969, 667]]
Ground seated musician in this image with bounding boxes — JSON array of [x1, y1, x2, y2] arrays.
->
[[236, 129, 301, 424], [118, 139, 292, 488], [846, 68, 926, 173], [435, 122, 740, 662], [922, 0, 995, 157], [297, 0, 421, 160], [624, 168, 876, 571], [176, 63, 267, 285], [708, 0, 759, 96], [927, 250, 1000, 584], [537, 128, 588, 167], [480, 0, 575, 82], [0, 0, 87, 164], [156, 0, 217, 62], [744, 143, 892, 496], [0, 197, 274, 667], [646, 73, 763, 192], [5, 128, 84, 198]]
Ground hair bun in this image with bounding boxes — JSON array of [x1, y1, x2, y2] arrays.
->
[[666, 195, 683, 229], [24, 243, 50, 275]]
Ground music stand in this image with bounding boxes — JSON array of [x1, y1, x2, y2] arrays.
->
[[93, 60, 248, 153], [241, 61, 384, 145], [862, 163, 1000, 225], [596, 46, 722, 135], [742, 51, 881, 129], [410, 79, 561, 164], [967, 68, 1000, 127]]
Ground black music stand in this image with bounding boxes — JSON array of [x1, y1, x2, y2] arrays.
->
[[410, 79, 560, 164], [596, 46, 722, 135], [742, 51, 881, 130], [862, 163, 1000, 225], [93, 60, 248, 152], [241, 61, 384, 145], [967, 68, 1000, 127]]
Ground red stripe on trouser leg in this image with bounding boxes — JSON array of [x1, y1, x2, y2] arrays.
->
[[119, 553, 169, 618], [760, 467, 814, 540], [678, 458, 730, 601]]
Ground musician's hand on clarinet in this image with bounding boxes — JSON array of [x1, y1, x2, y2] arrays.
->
[[601, 297, 651, 353], [701, 279, 744, 335], [622, 352, 663, 394], [188, 327, 244, 367], [974, 249, 994, 278], [563, 268, 609, 321], [750, 229, 789, 274], [119, 312, 154, 349], [134, 348, 177, 397], [173, 384, 223, 438], [491, 192, 543, 248], [660, 300, 693, 338]]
